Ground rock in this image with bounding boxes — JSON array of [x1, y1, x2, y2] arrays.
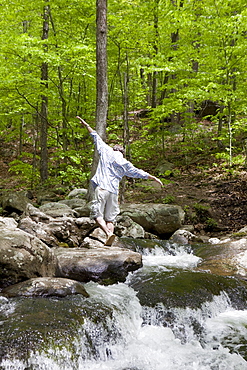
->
[[19, 215, 93, 249], [170, 229, 196, 244], [36, 191, 60, 205], [39, 202, 79, 218], [89, 228, 109, 244], [2, 277, 89, 298], [0, 296, 8, 304], [74, 202, 91, 217], [23, 203, 51, 222], [155, 160, 175, 175], [0, 191, 30, 214], [82, 236, 106, 248], [75, 217, 95, 230], [120, 203, 185, 236], [115, 215, 145, 238], [196, 237, 247, 276], [0, 227, 57, 289], [19, 216, 79, 248], [234, 226, 247, 236], [54, 246, 143, 284], [59, 198, 87, 209], [0, 216, 18, 229], [197, 100, 221, 119], [67, 188, 87, 199], [19, 205, 95, 248]]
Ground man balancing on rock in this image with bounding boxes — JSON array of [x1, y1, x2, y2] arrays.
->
[[76, 116, 163, 246]]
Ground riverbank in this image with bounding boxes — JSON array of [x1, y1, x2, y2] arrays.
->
[[124, 168, 247, 237]]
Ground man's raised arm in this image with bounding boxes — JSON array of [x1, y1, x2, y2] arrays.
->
[[76, 116, 94, 134]]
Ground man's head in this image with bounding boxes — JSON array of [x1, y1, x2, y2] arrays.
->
[[113, 144, 125, 155]]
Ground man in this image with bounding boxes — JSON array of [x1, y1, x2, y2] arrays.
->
[[76, 116, 163, 246]]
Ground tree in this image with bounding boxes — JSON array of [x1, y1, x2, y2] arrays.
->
[[87, 0, 108, 200], [40, 1, 49, 183]]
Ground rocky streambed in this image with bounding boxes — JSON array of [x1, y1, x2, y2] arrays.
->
[[0, 187, 247, 298]]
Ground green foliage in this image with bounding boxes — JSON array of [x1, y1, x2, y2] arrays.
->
[[0, 0, 247, 189], [8, 159, 40, 188], [193, 203, 210, 213], [57, 166, 89, 187], [162, 195, 176, 204], [205, 218, 218, 230]]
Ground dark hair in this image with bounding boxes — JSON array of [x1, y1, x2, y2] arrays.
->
[[113, 144, 124, 154]]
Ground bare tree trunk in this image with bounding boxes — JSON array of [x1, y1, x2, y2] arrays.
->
[[19, 115, 24, 156], [95, 0, 108, 138], [87, 0, 108, 201], [49, 11, 68, 153], [40, 2, 49, 184], [151, 1, 159, 108], [119, 72, 129, 204]]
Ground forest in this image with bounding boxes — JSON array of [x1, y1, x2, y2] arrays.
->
[[0, 0, 247, 224]]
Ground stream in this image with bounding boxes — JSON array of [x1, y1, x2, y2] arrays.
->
[[1, 238, 247, 369]]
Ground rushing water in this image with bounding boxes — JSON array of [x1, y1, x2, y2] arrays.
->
[[1, 239, 247, 369]]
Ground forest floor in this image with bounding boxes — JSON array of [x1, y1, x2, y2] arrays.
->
[[124, 167, 247, 237]]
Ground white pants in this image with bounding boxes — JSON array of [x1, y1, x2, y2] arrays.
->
[[91, 187, 120, 222]]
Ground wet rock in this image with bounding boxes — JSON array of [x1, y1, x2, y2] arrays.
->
[[2, 277, 89, 298], [130, 269, 247, 309], [195, 237, 247, 276], [54, 246, 143, 284], [170, 228, 203, 244], [170, 229, 196, 244]]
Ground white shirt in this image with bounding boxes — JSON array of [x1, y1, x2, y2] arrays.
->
[[90, 131, 149, 194]]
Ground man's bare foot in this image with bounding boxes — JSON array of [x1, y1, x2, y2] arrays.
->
[[104, 234, 115, 246]]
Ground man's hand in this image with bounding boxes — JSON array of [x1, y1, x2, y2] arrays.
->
[[76, 116, 88, 127], [76, 116, 94, 133], [148, 175, 163, 187]]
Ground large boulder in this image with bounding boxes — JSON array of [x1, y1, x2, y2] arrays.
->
[[54, 246, 143, 284], [2, 277, 89, 298], [0, 217, 57, 288], [120, 203, 185, 236]]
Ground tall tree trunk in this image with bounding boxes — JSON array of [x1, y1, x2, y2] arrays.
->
[[95, 0, 108, 139], [119, 72, 129, 204], [40, 2, 49, 184], [49, 11, 68, 153], [151, 0, 159, 108], [87, 0, 108, 201]]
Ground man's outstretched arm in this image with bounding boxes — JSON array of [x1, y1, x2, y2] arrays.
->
[[124, 162, 163, 187], [76, 116, 94, 133]]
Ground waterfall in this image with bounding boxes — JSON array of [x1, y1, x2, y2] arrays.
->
[[1, 240, 247, 369]]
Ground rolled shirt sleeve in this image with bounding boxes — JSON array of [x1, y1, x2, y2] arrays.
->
[[122, 162, 149, 179]]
